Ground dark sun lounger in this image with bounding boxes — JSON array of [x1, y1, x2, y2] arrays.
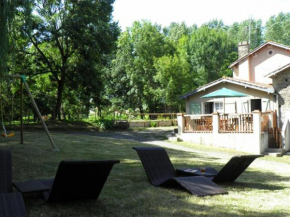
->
[[0, 150, 12, 193], [0, 150, 28, 217], [0, 193, 28, 217], [133, 147, 227, 197], [14, 160, 119, 202], [177, 155, 263, 183]]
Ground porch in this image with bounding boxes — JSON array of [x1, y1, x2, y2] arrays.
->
[[177, 111, 283, 154]]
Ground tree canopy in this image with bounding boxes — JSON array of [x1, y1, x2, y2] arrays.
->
[[2, 7, 289, 117]]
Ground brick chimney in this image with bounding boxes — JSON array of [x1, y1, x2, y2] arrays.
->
[[238, 41, 249, 58]]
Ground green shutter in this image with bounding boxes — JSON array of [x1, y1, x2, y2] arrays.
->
[[190, 102, 201, 114]]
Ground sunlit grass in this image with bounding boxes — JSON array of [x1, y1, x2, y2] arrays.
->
[[0, 130, 289, 217]]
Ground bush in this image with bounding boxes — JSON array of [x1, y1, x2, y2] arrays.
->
[[150, 121, 157, 127], [96, 119, 114, 130]]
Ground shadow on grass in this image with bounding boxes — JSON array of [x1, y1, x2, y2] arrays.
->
[[1, 131, 289, 217]]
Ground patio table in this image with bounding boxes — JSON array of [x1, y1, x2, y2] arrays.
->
[[176, 168, 217, 178]]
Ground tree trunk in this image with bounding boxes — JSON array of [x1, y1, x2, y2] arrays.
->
[[55, 80, 65, 121]]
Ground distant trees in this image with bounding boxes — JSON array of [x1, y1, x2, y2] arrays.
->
[[265, 12, 290, 46], [108, 21, 173, 113], [109, 21, 238, 112], [227, 19, 263, 50], [3, 6, 289, 117]]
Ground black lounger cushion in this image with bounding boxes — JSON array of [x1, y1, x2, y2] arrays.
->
[[0, 150, 12, 193], [133, 147, 227, 196], [14, 160, 120, 202], [212, 155, 263, 183], [0, 193, 28, 217]]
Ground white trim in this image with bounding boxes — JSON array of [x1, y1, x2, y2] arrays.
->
[[180, 78, 274, 99]]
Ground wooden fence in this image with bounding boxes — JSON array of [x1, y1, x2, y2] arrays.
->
[[219, 113, 253, 133], [184, 115, 212, 133]]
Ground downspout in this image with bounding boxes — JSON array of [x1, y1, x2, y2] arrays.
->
[[274, 93, 280, 128]]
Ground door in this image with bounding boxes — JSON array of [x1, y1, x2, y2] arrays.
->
[[250, 99, 262, 112], [204, 102, 213, 114]]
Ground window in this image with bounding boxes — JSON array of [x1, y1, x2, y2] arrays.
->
[[190, 102, 201, 114], [268, 50, 274, 56], [214, 102, 223, 113]]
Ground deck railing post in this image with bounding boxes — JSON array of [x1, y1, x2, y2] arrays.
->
[[177, 113, 185, 135], [212, 112, 219, 134], [253, 111, 262, 154]]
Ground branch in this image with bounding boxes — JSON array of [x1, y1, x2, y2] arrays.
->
[[29, 35, 59, 82]]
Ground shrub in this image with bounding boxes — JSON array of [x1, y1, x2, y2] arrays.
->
[[150, 121, 157, 127]]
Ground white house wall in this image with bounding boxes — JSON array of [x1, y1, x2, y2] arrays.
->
[[250, 46, 290, 84], [180, 133, 262, 154], [234, 58, 249, 80], [185, 83, 275, 114], [233, 45, 290, 85]]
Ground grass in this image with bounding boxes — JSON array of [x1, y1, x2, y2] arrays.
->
[[0, 129, 290, 217]]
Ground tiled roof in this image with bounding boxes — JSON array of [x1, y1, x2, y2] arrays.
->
[[180, 77, 274, 99], [265, 62, 290, 78], [229, 41, 290, 68]]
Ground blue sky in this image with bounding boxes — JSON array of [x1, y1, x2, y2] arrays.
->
[[113, 0, 290, 30]]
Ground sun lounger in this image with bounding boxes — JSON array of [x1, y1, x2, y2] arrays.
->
[[133, 147, 227, 197], [177, 155, 263, 183], [0, 193, 28, 217], [14, 160, 119, 202], [0, 150, 12, 193]]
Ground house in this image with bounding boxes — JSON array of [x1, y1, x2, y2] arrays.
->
[[178, 41, 290, 155]]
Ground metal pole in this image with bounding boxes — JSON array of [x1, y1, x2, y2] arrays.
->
[[20, 79, 23, 144], [23, 79, 59, 151]]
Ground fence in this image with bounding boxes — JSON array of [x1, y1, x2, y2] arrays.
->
[[184, 113, 253, 133], [184, 115, 212, 132], [268, 128, 282, 148], [219, 113, 253, 133]]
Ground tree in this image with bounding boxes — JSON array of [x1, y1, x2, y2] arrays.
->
[[163, 22, 195, 45], [154, 53, 191, 111], [0, 0, 31, 74], [265, 12, 290, 46], [109, 21, 173, 113], [227, 19, 263, 50], [22, 0, 119, 120], [188, 26, 237, 86]]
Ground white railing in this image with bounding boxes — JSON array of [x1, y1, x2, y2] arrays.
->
[[183, 113, 255, 133]]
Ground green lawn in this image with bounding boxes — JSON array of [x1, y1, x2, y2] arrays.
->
[[1, 130, 290, 217]]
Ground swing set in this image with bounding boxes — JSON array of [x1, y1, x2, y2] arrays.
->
[[0, 74, 59, 151]]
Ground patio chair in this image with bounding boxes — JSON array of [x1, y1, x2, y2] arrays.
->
[[0, 150, 12, 193], [133, 147, 227, 197], [177, 155, 264, 183], [0, 193, 28, 217], [14, 160, 119, 202]]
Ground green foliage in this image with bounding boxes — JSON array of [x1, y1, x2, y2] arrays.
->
[[265, 12, 290, 46], [227, 19, 264, 50], [95, 119, 114, 130], [150, 121, 157, 127], [188, 25, 237, 86], [108, 20, 173, 113], [18, 0, 119, 120], [3, 7, 288, 121]]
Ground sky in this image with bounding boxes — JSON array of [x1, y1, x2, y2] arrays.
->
[[113, 0, 290, 30]]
